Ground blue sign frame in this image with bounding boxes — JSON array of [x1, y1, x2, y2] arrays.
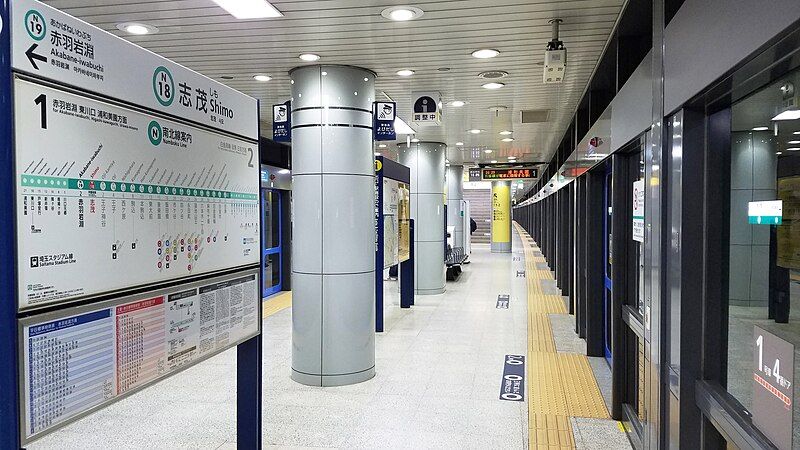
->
[[373, 101, 396, 141], [273, 100, 291, 142]]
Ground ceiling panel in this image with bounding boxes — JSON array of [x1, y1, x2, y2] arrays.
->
[[43, 0, 624, 194]]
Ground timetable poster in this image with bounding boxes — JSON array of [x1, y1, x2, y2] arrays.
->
[[14, 78, 260, 309], [22, 272, 260, 441]]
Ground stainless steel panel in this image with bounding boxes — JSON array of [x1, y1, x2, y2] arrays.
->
[[414, 193, 445, 243], [290, 175, 323, 274], [322, 174, 376, 274], [291, 127, 322, 176], [321, 271, 375, 375], [291, 272, 323, 376], [321, 126, 373, 176]]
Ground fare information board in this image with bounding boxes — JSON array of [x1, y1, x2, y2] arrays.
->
[[482, 167, 538, 180], [10, 0, 257, 139], [21, 269, 260, 443], [14, 78, 260, 309]]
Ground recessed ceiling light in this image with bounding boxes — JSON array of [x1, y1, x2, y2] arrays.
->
[[278, 169, 290, 174], [482, 82, 505, 90], [499, 130, 512, 135], [502, 138, 514, 142], [253, 74, 271, 82], [375, 152, 381, 156], [212, 0, 283, 19], [472, 49, 500, 59], [490, 160, 498, 163], [411, 138, 420, 143], [456, 142, 464, 146], [752, 126, 769, 131], [776, 151, 784, 155], [381, 6, 424, 21], [299, 53, 321, 62], [117, 22, 159, 35], [507, 156, 516, 160], [396, 69, 415, 77], [484, 149, 493, 154], [789, 140, 800, 144], [469, 129, 482, 134], [378, 144, 387, 148], [450, 100, 466, 107]]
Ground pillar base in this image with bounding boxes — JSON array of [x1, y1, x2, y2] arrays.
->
[[491, 242, 512, 253], [291, 366, 376, 387], [415, 287, 445, 295]]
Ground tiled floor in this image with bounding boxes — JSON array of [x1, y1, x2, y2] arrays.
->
[[27, 232, 628, 449]]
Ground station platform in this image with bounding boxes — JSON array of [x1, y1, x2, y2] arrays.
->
[[27, 227, 631, 450]]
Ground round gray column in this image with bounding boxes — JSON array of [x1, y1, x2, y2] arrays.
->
[[446, 165, 465, 250], [289, 65, 376, 386], [399, 142, 446, 295]]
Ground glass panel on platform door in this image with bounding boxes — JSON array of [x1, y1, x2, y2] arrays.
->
[[723, 69, 800, 450], [262, 189, 282, 297], [604, 167, 614, 363]]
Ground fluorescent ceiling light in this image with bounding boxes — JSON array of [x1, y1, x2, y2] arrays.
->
[[117, 22, 158, 35], [450, 100, 466, 107], [482, 82, 505, 90], [378, 144, 387, 148], [776, 151, 783, 155], [794, 131, 800, 135], [396, 69, 415, 77], [253, 74, 271, 82], [455, 142, 464, 146], [752, 126, 769, 131], [502, 138, 514, 142], [499, 130, 512, 135], [278, 169, 290, 174], [411, 138, 420, 143], [469, 129, 482, 134], [381, 6, 424, 21], [213, 0, 283, 19], [394, 117, 416, 135], [490, 160, 498, 163], [772, 110, 800, 121], [507, 156, 516, 160], [299, 53, 321, 62], [787, 147, 800, 151], [472, 49, 500, 59], [375, 152, 381, 156], [788, 140, 800, 144], [484, 149, 493, 154]]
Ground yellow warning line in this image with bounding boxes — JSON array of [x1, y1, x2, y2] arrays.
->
[[514, 223, 609, 449], [262, 291, 292, 318]]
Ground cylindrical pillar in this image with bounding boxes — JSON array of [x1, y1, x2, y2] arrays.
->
[[399, 142, 446, 295], [491, 180, 512, 253], [289, 65, 376, 386], [446, 165, 465, 250]]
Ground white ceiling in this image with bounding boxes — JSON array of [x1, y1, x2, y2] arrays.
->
[[44, 0, 624, 191]]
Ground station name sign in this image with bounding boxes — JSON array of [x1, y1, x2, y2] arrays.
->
[[482, 167, 538, 180]]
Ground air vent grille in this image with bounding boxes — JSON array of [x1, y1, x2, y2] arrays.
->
[[520, 109, 550, 123]]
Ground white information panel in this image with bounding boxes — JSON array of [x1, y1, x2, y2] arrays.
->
[[20, 269, 260, 443], [632, 179, 645, 243], [15, 78, 260, 309], [10, 0, 258, 139]]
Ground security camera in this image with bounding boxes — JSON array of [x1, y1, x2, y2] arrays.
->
[[543, 19, 566, 84]]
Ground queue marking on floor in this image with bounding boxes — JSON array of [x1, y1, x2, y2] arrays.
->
[[514, 222, 609, 450]]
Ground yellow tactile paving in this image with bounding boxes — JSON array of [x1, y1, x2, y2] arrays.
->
[[513, 223, 610, 449], [262, 291, 292, 318]]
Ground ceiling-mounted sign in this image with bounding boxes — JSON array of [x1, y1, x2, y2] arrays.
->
[[272, 101, 291, 142], [469, 168, 482, 182], [373, 101, 396, 141], [482, 167, 538, 180], [748, 200, 783, 225], [632, 179, 645, 242], [752, 326, 794, 450], [412, 92, 442, 126], [10, 0, 258, 139]]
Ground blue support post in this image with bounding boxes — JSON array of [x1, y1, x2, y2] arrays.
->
[[0, 0, 22, 447], [400, 219, 414, 308], [237, 334, 262, 449]]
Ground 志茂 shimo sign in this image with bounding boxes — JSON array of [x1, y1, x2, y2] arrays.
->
[[10, 0, 258, 140]]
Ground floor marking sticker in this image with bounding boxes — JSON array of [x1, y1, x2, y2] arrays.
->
[[500, 355, 525, 401], [496, 294, 510, 309]]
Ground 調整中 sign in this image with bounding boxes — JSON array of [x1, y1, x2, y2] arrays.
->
[[10, 0, 258, 139], [482, 167, 538, 180], [272, 101, 291, 142], [373, 101, 396, 141], [412, 92, 441, 126], [752, 326, 794, 450], [632, 179, 645, 242]]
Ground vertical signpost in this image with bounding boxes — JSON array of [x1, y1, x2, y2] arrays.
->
[[1, 1, 262, 447]]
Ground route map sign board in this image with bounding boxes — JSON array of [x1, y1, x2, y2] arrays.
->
[[15, 79, 260, 309], [1, 0, 263, 446]]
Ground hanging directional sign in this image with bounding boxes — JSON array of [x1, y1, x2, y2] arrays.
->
[[412, 92, 442, 126], [373, 101, 396, 141], [10, 0, 257, 139], [273, 101, 291, 142]]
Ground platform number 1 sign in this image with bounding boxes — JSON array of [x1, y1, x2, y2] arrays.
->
[[752, 326, 793, 450]]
